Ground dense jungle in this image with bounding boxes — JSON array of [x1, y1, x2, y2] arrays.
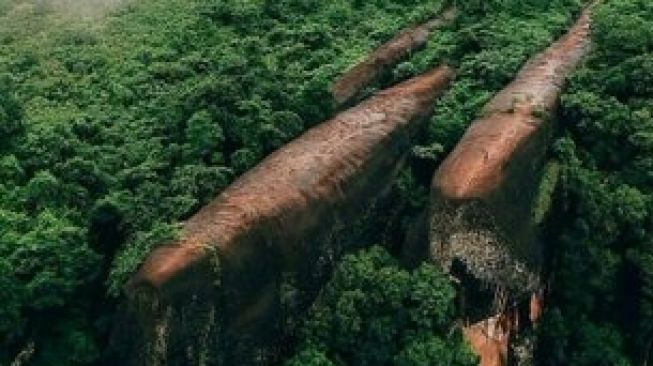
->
[[0, 0, 651, 365]]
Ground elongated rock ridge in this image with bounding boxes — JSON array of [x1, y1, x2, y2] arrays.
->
[[332, 7, 456, 104], [431, 6, 592, 293], [429, 6, 594, 365], [116, 66, 454, 365]]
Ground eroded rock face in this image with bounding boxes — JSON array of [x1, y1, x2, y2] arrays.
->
[[331, 7, 456, 105], [464, 303, 542, 366], [430, 7, 593, 366], [116, 66, 454, 365], [430, 6, 592, 293]]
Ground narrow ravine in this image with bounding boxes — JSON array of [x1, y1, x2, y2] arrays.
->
[[428, 5, 595, 365]]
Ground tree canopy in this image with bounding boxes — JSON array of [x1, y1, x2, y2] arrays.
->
[[284, 246, 477, 366]]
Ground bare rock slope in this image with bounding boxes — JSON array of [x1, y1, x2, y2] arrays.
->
[[118, 66, 454, 365], [429, 6, 594, 366]]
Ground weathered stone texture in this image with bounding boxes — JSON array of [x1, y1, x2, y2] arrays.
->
[[430, 7, 593, 293], [430, 7, 594, 366], [117, 66, 454, 365]]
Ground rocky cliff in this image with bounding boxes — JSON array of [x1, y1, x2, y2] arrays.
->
[[115, 66, 454, 365], [428, 6, 594, 365]]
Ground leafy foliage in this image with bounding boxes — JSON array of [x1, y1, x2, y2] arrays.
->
[[3, 0, 646, 364], [406, 0, 585, 162], [538, 1, 653, 365], [389, 0, 586, 276], [284, 246, 476, 366]]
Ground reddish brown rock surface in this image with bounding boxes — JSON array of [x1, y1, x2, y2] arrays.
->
[[131, 65, 454, 298], [430, 6, 593, 290], [118, 66, 454, 365], [464, 316, 512, 366], [331, 7, 456, 104], [430, 7, 593, 366]]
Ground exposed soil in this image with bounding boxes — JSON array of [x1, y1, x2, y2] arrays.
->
[[464, 315, 512, 366]]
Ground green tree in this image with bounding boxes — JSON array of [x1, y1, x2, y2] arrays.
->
[[538, 2, 653, 364], [285, 246, 476, 366]]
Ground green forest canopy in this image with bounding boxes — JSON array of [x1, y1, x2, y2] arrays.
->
[[0, 0, 651, 365], [0, 0, 450, 363]]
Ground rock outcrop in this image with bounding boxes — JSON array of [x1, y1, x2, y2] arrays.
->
[[464, 315, 512, 366], [430, 6, 592, 294], [332, 7, 456, 105], [116, 66, 454, 365], [428, 6, 594, 365]]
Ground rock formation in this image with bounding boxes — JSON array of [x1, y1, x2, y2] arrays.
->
[[428, 5, 594, 365], [331, 7, 456, 105], [430, 5, 592, 296], [116, 66, 454, 365]]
